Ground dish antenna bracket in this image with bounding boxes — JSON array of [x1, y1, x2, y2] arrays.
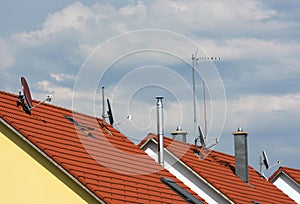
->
[[194, 125, 218, 154], [259, 150, 280, 179]]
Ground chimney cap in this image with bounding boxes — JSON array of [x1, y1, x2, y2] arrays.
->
[[170, 126, 187, 135], [232, 127, 248, 136]]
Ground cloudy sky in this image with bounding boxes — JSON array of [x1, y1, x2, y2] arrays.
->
[[1, 0, 300, 176]]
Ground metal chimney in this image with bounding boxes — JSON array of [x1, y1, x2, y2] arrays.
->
[[156, 96, 164, 167], [232, 127, 249, 183], [170, 126, 187, 143]]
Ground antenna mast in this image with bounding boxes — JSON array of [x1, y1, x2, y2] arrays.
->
[[192, 52, 198, 139], [102, 87, 108, 122], [203, 80, 207, 137], [191, 53, 220, 139]]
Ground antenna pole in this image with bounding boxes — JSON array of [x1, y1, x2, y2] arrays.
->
[[259, 155, 263, 175], [102, 87, 107, 122], [203, 80, 207, 137], [192, 54, 197, 139]]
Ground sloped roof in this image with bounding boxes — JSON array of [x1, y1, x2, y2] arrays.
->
[[0, 90, 205, 204], [269, 166, 300, 186], [139, 134, 296, 204]]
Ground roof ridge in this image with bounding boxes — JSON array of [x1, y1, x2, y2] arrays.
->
[[0, 90, 105, 123], [147, 132, 235, 159]]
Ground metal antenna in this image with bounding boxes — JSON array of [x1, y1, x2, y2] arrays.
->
[[192, 52, 199, 140], [202, 80, 207, 137], [102, 87, 108, 122], [191, 52, 220, 139]]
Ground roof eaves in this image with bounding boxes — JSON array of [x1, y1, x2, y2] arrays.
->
[[141, 137, 234, 204], [0, 118, 106, 204]]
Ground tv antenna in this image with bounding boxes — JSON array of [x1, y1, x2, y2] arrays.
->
[[17, 77, 53, 114], [191, 51, 220, 139], [259, 150, 280, 179]]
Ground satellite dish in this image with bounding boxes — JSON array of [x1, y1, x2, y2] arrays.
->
[[107, 98, 114, 125], [198, 126, 206, 148], [17, 77, 53, 114], [262, 150, 269, 169], [21, 77, 33, 109]]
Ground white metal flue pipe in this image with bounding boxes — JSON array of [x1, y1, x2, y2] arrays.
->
[[156, 96, 164, 167]]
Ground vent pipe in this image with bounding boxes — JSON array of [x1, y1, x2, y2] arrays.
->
[[233, 127, 249, 183], [156, 96, 164, 167]]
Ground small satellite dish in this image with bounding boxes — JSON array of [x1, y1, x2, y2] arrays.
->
[[107, 98, 114, 125], [262, 150, 269, 170], [259, 150, 280, 178], [21, 77, 33, 109], [17, 77, 53, 114], [198, 126, 206, 148]]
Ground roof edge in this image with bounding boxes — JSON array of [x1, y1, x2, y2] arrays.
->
[[0, 118, 106, 204], [270, 167, 300, 188], [140, 136, 234, 204]]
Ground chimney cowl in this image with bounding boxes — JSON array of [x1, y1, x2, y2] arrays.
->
[[232, 127, 248, 136], [170, 126, 188, 143]]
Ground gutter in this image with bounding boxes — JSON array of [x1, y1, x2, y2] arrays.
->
[[0, 118, 106, 204], [147, 138, 235, 204]]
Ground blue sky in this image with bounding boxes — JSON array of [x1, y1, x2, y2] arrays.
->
[[1, 0, 300, 176]]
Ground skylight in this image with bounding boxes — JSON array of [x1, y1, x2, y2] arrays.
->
[[160, 177, 203, 204], [64, 116, 96, 138]]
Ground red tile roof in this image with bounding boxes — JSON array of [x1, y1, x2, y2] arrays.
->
[[0, 90, 205, 204], [269, 166, 300, 185], [140, 134, 296, 204]]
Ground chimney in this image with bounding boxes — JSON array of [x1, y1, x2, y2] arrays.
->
[[232, 127, 249, 183], [156, 97, 164, 167], [170, 126, 187, 143]]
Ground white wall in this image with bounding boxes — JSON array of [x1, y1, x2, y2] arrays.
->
[[272, 174, 300, 203], [143, 141, 231, 204]]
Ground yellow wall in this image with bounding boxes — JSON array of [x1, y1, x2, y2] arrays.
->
[[0, 122, 100, 204]]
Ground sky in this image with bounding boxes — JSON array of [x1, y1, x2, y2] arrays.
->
[[1, 0, 300, 176]]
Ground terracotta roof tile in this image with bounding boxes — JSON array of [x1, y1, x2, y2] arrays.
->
[[0, 90, 205, 203], [141, 134, 296, 204], [269, 166, 300, 185]]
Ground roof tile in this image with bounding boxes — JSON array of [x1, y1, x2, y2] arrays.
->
[[141, 134, 296, 204], [0, 90, 205, 203], [270, 166, 300, 185]]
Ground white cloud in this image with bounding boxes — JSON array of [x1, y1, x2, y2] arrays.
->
[[12, 2, 98, 46], [1, 0, 299, 171], [0, 38, 14, 68], [50, 73, 76, 82], [226, 93, 300, 130]]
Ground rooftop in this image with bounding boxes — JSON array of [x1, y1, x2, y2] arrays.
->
[[139, 134, 296, 204], [0, 90, 204, 203], [269, 166, 300, 185]]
